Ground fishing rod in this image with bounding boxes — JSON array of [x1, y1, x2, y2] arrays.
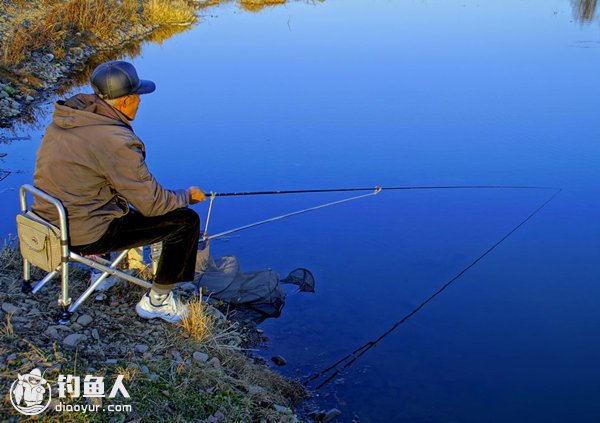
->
[[210, 185, 557, 197], [305, 187, 562, 390], [200, 185, 558, 241]]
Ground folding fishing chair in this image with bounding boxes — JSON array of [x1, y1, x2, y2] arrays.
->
[[16, 184, 152, 324]]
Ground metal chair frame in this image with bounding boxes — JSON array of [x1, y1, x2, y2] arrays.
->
[[19, 184, 151, 323]]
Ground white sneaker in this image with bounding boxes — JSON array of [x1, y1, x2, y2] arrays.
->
[[135, 291, 188, 323]]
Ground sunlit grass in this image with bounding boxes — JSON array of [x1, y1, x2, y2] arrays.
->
[[178, 295, 215, 343], [0, 0, 195, 67], [143, 0, 197, 26]]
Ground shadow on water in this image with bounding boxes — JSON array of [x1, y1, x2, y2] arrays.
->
[[573, 0, 598, 23]]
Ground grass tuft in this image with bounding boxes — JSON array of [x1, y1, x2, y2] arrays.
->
[[1, 313, 14, 337], [178, 295, 215, 342], [143, 0, 197, 26]]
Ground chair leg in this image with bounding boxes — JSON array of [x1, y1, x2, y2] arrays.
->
[[58, 307, 72, 325], [21, 280, 33, 294], [21, 259, 32, 293]]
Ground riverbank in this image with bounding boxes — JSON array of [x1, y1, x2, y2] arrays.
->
[[0, 241, 306, 421], [0, 0, 204, 128]]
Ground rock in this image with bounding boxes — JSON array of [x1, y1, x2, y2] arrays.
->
[[323, 409, 342, 422], [45, 326, 59, 339], [69, 47, 83, 56], [7, 353, 17, 365], [2, 302, 20, 315], [105, 358, 118, 365], [271, 355, 287, 366], [169, 349, 183, 363], [26, 307, 40, 316], [91, 328, 100, 341], [47, 363, 62, 375], [95, 293, 107, 301], [2, 85, 15, 95], [76, 314, 93, 326], [141, 365, 150, 375], [25, 95, 34, 103], [45, 53, 54, 62], [208, 357, 221, 369], [70, 323, 83, 331], [134, 344, 149, 353], [211, 411, 225, 422], [206, 306, 225, 320], [63, 333, 87, 349], [273, 404, 290, 413], [193, 351, 209, 363], [247, 385, 265, 395]]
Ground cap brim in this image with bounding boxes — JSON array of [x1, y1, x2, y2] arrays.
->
[[132, 79, 156, 95]]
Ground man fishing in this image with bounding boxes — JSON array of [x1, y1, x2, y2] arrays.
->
[[32, 60, 205, 323]]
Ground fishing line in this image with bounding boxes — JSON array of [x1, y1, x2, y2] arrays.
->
[[205, 189, 382, 241], [305, 187, 562, 390]]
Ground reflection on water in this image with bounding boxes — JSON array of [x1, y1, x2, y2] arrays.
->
[[240, 0, 286, 13], [8, 0, 324, 132], [573, 0, 598, 22], [58, 25, 192, 96]]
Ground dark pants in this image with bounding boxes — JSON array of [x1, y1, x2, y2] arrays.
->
[[74, 208, 200, 289]]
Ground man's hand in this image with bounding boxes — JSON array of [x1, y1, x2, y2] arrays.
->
[[189, 187, 206, 204]]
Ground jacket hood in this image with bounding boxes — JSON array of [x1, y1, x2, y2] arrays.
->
[[52, 94, 132, 129]]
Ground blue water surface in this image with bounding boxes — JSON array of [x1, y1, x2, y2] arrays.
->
[[1, 0, 599, 421]]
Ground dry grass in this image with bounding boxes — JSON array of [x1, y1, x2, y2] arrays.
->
[[2, 0, 122, 65], [1, 313, 14, 337], [178, 295, 215, 342], [0, 0, 196, 67], [143, 0, 197, 26]]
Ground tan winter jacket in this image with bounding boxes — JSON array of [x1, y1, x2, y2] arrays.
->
[[32, 94, 189, 246]]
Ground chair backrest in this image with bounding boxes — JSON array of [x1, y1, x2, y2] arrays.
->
[[16, 211, 63, 272]]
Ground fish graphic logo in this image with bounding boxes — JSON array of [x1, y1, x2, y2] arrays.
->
[[10, 368, 52, 415]]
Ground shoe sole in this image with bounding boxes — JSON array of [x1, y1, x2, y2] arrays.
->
[[135, 303, 183, 324]]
